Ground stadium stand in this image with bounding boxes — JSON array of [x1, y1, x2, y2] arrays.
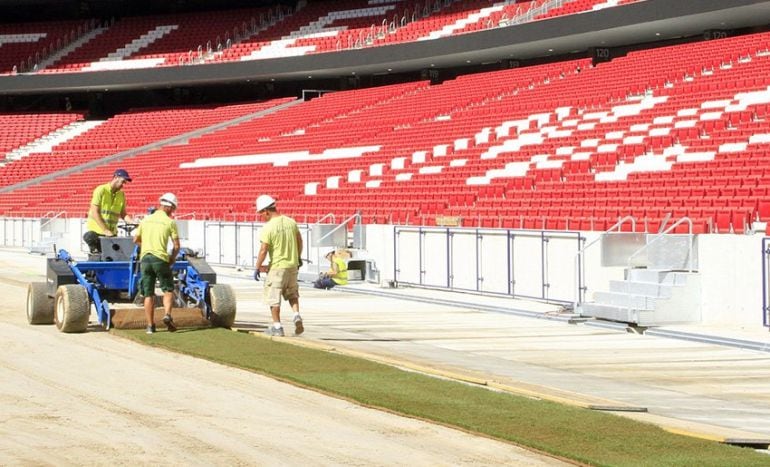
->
[[6, 0, 645, 73], [0, 111, 84, 157], [0, 19, 91, 73], [1, 26, 769, 235], [39, 7, 272, 72], [211, 0, 646, 62], [0, 100, 291, 190]]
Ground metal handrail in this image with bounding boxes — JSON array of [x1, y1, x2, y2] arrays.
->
[[311, 212, 361, 271], [316, 212, 336, 224], [175, 212, 197, 220], [316, 212, 359, 246], [510, 0, 570, 26], [627, 216, 695, 273], [573, 216, 636, 308], [40, 210, 66, 230]]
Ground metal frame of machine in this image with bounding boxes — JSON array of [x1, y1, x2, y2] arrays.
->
[[26, 233, 236, 333]]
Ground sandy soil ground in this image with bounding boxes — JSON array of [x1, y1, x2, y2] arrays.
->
[[0, 255, 567, 466]]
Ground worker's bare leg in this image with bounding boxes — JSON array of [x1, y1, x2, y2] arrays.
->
[[144, 296, 155, 328], [270, 305, 281, 323], [163, 291, 174, 317], [161, 291, 177, 331]]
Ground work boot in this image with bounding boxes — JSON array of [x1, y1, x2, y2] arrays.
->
[[293, 315, 304, 336], [162, 314, 177, 332]]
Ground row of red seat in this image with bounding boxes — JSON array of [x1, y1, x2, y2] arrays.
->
[[0, 111, 83, 153], [4, 0, 641, 73], [0, 99, 290, 188], [1, 28, 769, 234], [0, 19, 90, 73]]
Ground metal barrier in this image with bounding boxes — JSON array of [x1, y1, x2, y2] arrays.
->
[[29, 211, 68, 254], [203, 221, 259, 268], [762, 237, 770, 329], [0, 216, 38, 248], [202, 220, 312, 269], [394, 226, 583, 304]]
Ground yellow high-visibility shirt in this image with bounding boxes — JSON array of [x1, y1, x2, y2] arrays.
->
[[331, 257, 348, 285], [85, 183, 125, 234], [259, 215, 299, 269], [135, 210, 178, 262]]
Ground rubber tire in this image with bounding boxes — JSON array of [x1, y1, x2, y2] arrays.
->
[[54, 285, 90, 333], [209, 284, 236, 328], [27, 282, 54, 325]]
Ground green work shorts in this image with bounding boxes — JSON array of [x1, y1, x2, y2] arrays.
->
[[140, 254, 175, 296]]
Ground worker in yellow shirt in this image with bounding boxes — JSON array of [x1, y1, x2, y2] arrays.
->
[[134, 193, 180, 334], [83, 169, 135, 254], [313, 250, 348, 289], [255, 194, 304, 337]]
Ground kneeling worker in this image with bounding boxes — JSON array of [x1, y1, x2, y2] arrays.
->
[[313, 250, 348, 289], [134, 193, 180, 334]]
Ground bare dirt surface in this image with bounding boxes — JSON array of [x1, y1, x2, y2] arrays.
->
[[0, 251, 568, 466]]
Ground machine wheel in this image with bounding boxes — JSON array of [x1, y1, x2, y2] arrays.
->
[[27, 282, 54, 325], [54, 285, 90, 333], [209, 284, 236, 328]]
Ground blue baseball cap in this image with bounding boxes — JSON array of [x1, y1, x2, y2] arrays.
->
[[113, 169, 132, 182]]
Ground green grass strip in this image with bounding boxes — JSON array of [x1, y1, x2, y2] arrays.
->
[[118, 328, 770, 466]]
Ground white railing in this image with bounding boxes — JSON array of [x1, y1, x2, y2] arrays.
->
[[508, 0, 571, 26], [627, 217, 695, 273], [316, 212, 337, 225], [175, 212, 197, 220], [573, 216, 636, 309]]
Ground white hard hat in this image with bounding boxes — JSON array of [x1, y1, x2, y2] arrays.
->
[[255, 194, 276, 212], [159, 192, 178, 208]]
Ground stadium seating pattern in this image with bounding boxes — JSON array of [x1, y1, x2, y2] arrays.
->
[[2, 2, 767, 236], [4, 0, 645, 73]]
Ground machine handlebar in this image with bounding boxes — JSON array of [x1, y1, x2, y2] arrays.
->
[[117, 223, 139, 235]]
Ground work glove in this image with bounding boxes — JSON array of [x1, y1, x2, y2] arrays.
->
[[298, 259, 303, 268], [254, 269, 261, 281]]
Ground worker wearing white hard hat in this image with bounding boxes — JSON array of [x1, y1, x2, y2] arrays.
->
[[159, 192, 178, 209], [255, 194, 275, 212], [134, 192, 180, 334], [255, 194, 304, 337]]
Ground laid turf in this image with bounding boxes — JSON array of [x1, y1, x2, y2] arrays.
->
[[119, 328, 770, 466]]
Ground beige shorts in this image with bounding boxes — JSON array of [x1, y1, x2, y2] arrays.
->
[[263, 267, 299, 307]]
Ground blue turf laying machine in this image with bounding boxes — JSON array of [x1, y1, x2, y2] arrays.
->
[[26, 225, 236, 333]]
